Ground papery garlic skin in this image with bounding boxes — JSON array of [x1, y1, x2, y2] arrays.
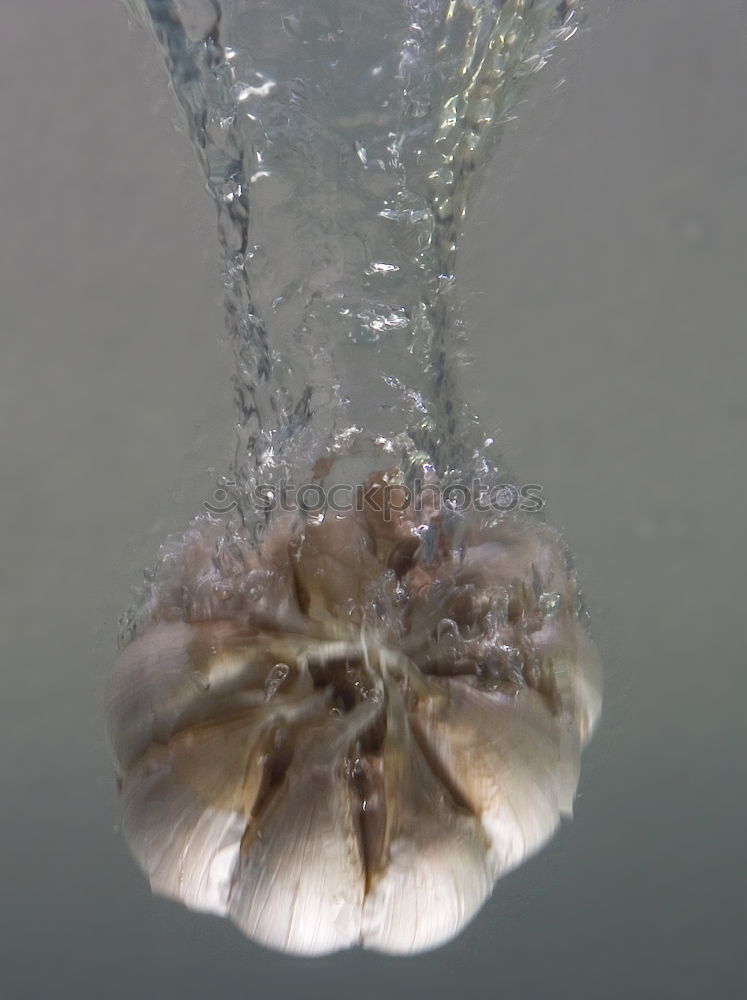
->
[[107, 483, 600, 955]]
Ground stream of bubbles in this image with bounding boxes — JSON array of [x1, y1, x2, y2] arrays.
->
[[119, 0, 583, 635], [130, 2, 581, 482]]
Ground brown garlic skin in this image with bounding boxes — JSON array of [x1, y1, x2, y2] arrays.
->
[[106, 473, 601, 955]]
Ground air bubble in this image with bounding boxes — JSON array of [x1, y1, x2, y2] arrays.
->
[[538, 592, 561, 618], [265, 663, 290, 701]]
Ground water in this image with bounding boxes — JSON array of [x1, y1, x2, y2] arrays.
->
[[2, 0, 745, 993], [119, 0, 588, 634], [105, 0, 603, 957], [125, 0, 582, 506]]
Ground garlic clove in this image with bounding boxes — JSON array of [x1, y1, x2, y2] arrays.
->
[[290, 510, 383, 625], [105, 621, 312, 773], [360, 683, 494, 954], [120, 715, 271, 916], [227, 715, 366, 956], [412, 677, 581, 876], [531, 613, 603, 745]]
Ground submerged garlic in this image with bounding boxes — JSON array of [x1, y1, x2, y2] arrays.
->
[[107, 474, 600, 955], [109, 0, 600, 955]]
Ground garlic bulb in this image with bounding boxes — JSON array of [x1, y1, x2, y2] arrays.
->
[[107, 475, 600, 954]]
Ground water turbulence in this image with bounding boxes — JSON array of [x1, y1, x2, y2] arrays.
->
[[107, 0, 602, 955]]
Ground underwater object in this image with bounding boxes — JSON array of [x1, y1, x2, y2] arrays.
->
[[107, 0, 601, 955]]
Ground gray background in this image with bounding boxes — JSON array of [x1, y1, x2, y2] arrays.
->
[[1, 1, 745, 997]]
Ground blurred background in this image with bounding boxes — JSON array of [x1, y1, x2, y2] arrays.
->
[[0, 1, 744, 997]]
